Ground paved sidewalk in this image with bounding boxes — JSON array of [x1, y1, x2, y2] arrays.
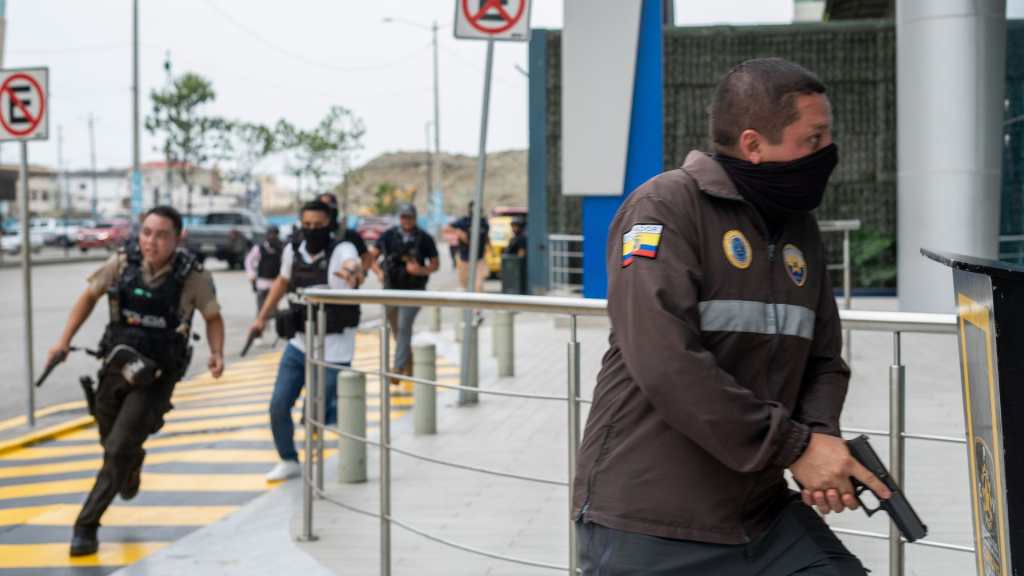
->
[[291, 299, 976, 576]]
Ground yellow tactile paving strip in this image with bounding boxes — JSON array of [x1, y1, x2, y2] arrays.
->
[[0, 332, 458, 574]]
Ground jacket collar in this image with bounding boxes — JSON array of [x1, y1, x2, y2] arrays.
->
[[681, 150, 744, 202]]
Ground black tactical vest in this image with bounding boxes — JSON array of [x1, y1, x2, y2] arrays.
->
[[257, 239, 283, 279], [288, 240, 360, 333], [103, 244, 197, 376]]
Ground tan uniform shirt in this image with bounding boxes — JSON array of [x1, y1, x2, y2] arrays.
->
[[87, 254, 221, 324]]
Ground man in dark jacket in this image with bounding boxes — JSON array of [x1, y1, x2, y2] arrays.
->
[[573, 58, 890, 575]]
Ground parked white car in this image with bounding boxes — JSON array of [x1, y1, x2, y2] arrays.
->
[[2, 230, 46, 254]]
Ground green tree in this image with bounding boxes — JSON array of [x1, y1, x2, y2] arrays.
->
[[374, 182, 399, 215], [275, 107, 365, 211], [222, 122, 276, 211], [145, 72, 228, 218]]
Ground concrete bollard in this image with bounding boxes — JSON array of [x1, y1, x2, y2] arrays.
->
[[413, 344, 437, 435], [495, 311, 514, 377], [337, 371, 367, 483]]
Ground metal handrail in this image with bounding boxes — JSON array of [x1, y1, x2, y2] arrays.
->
[[304, 288, 607, 316], [307, 357, 573, 402], [299, 289, 971, 576]]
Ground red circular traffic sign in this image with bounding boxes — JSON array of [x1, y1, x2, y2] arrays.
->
[[462, 0, 526, 35], [0, 73, 46, 138]]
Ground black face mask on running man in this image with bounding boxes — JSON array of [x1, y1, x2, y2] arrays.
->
[[304, 226, 332, 255], [715, 143, 839, 236]]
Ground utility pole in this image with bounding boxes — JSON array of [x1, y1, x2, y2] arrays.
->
[[163, 51, 173, 207], [431, 20, 443, 232], [131, 0, 143, 215], [88, 114, 98, 218], [424, 122, 433, 211]]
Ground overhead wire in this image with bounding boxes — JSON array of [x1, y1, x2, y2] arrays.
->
[[199, 0, 432, 73]]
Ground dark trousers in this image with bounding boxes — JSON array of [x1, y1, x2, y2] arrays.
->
[[577, 500, 867, 576], [256, 288, 270, 334], [75, 370, 175, 528]]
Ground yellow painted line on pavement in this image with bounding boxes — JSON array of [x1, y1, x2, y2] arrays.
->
[[0, 399, 89, 433], [0, 449, 336, 480], [0, 542, 168, 568], [2, 473, 270, 499], [172, 386, 273, 405], [3, 428, 322, 460], [172, 379, 274, 399], [0, 416, 95, 458], [0, 504, 238, 526], [165, 402, 267, 421]]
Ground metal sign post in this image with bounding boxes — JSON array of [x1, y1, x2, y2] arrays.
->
[[0, 66, 50, 426], [454, 0, 531, 403]]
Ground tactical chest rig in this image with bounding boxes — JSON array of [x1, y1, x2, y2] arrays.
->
[[281, 239, 360, 338], [101, 243, 199, 382]]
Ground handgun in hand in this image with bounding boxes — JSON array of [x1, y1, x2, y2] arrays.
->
[[846, 435, 928, 542]]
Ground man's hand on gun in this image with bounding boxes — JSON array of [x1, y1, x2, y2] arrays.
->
[[789, 432, 892, 515]]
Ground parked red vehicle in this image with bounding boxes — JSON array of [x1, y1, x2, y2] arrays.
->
[[355, 216, 397, 243], [77, 219, 131, 252]]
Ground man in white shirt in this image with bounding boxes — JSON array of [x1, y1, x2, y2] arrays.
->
[[250, 201, 364, 481]]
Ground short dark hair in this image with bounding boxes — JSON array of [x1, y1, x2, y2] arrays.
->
[[300, 200, 332, 219], [143, 205, 183, 235], [708, 58, 826, 150], [317, 192, 338, 207]]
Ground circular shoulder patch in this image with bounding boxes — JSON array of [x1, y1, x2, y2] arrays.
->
[[783, 244, 808, 287], [722, 230, 752, 270]]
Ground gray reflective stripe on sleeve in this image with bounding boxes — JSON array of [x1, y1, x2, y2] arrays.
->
[[698, 300, 816, 340]]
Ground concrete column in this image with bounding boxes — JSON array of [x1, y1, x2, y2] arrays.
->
[[495, 311, 514, 377], [897, 0, 1007, 312], [413, 344, 436, 435], [337, 371, 367, 483]]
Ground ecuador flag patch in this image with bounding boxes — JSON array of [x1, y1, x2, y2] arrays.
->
[[622, 224, 663, 267]]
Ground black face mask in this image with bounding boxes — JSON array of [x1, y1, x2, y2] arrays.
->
[[715, 143, 839, 236], [304, 226, 332, 255]]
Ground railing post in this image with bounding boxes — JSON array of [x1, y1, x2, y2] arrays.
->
[[300, 302, 317, 541], [459, 309, 479, 405], [316, 303, 327, 497], [413, 343, 437, 435], [889, 331, 906, 576], [380, 323, 392, 576], [567, 314, 581, 575], [338, 370, 367, 483], [430, 306, 442, 332], [496, 311, 514, 377], [843, 229, 853, 364]]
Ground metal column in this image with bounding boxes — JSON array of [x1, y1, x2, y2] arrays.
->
[[896, 0, 1007, 312], [20, 141, 33, 426], [889, 332, 906, 576], [567, 314, 581, 575]]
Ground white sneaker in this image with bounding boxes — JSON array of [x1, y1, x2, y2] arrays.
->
[[265, 460, 302, 482]]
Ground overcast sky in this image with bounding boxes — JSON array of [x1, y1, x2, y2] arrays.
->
[[3, 0, 1022, 178]]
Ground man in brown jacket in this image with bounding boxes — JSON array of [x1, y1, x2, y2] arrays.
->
[[573, 58, 891, 575]]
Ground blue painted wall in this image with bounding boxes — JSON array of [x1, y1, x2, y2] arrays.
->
[[527, 29, 549, 294], [581, 0, 664, 299]]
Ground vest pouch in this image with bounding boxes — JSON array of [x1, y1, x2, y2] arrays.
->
[[275, 309, 297, 340], [103, 344, 161, 388]]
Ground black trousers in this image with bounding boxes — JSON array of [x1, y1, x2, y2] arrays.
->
[[577, 499, 867, 576], [74, 369, 175, 528]]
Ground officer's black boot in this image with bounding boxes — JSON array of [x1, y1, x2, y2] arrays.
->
[[70, 525, 99, 556]]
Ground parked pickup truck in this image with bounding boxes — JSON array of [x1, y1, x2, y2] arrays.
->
[[184, 209, 266, 269]]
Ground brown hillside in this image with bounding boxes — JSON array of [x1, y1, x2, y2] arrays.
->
[[341, 149, 527, 217]]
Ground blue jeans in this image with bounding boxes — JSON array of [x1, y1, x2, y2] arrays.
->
[[269, 343, 346, 462]]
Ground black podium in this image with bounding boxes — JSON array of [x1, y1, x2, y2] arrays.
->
[[924, 249, 1024, 576]]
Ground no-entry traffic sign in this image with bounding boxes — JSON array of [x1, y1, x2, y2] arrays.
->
[[0, 68, 49, 142], [454, 0, 530, 42]]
